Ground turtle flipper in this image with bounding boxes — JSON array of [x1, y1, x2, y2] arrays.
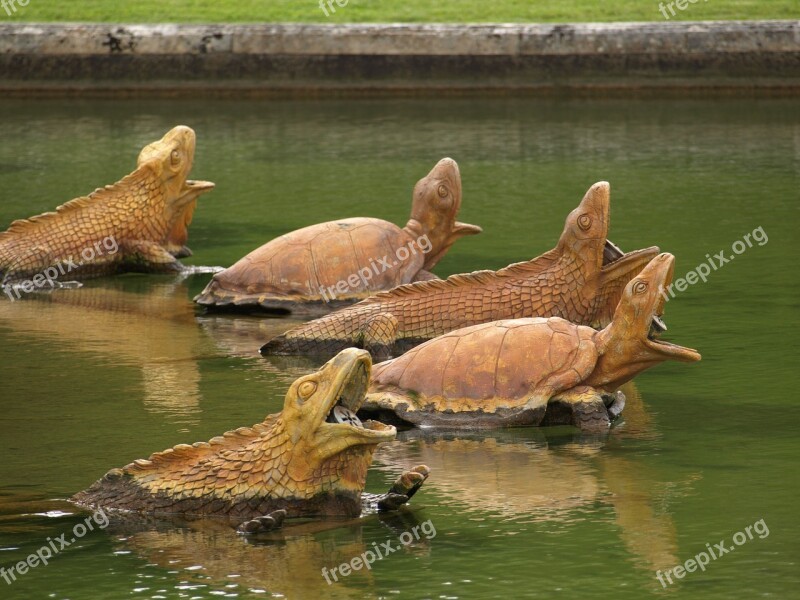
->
[[360, 312, 399, 361], [236, 509, 287, 534], [373, 465, 430, 512], [549, 386, 614, 432], [605, 390, 626, 421], [571, 397, 612, 432], [387, 465, 429, 500]]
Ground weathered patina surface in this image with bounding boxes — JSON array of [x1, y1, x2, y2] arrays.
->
[[194, 158, 481, 314], [362, 253, 701, 431], [260, 182, 659, 359], [0, 126, 213, 285], [72, 349, 429, 529]]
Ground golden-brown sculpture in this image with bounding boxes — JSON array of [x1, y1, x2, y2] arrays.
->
[[194, 158, 481, 314], [72, 349, 429, 531], [362, 253, 700, 430], [260, 181, 659, 359], [0, 126, 213, 286]]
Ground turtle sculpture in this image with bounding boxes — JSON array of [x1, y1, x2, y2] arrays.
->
[[194, 158, 481, 314], [260, 181, 659, 359], [361, 253, 701, 431]]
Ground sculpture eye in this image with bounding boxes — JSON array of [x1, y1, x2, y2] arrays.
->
[[437, 184, 448, 198], [298, 381, 317, 399], [171, 149, 181, 166], [578, 214, 592, 231], [632, 281, 649, 295]]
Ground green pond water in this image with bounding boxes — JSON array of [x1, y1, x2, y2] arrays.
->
[[0, 97, 797, 599]]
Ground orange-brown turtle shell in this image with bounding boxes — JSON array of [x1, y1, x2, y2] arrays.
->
[[365, 317, 599, 428], [195, 217, 427, 313]]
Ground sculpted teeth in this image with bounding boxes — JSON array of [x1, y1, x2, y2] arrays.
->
[[326, 403, 363, 428], [603, 239, 624, 265], [326, 365, 369, 427]]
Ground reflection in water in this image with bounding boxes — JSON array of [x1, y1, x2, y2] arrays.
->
[[0, 492, 72, 539], [607, 383, 659, 442], [197, 313, 320, 386], [0, 280, 212, 424], [374, 383, 692, 574], [196, 313, 304, 361], [102, 509, 430, 598]]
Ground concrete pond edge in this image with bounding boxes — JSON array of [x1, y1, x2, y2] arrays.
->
[[0, 21, 798, 95]]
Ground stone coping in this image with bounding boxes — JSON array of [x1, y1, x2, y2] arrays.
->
[[0, 21, 798, 94]]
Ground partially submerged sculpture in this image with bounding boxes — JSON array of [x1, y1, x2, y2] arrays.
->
[[261, 182, 659, 359], [72, 348, 429, 532], [0, 126, 213, 285], [194, 158, 481, 314], [362, 253, 701, 431]]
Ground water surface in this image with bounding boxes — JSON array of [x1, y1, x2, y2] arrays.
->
[[0, 97, 797, 599]]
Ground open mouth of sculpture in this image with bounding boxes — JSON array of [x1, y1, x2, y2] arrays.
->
[[604, 240, 668, 334], [184, 179, 216, 193], [646, 300, 696, 359], [324, 359, 395, 439], [643, 258, 701, 362], [649, 313, 668, 338], [602, 239, 625, 266]]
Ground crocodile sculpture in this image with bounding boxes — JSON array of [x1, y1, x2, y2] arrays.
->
[[260, 181, 659, 359], [72, 348, 429, 533], [362, 253, 701, 431], [0, 125, 214, 286]]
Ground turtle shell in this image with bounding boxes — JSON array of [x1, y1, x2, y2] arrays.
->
[[365, 317, 599, 427], [195, 217, 424, 311]]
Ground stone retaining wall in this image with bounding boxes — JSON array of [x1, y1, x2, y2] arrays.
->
[[1, 21, 798, 95]]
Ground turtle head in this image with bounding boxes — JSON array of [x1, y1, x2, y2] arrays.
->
[[591, 253, 701, 389], [405, 158, 482, 270], [137, 126, 214, 254], [615, 253, 701, 363], [281, 348, 396, 495]]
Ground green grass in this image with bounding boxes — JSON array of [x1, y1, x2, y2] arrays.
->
[[3, 0, 798, 23]]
